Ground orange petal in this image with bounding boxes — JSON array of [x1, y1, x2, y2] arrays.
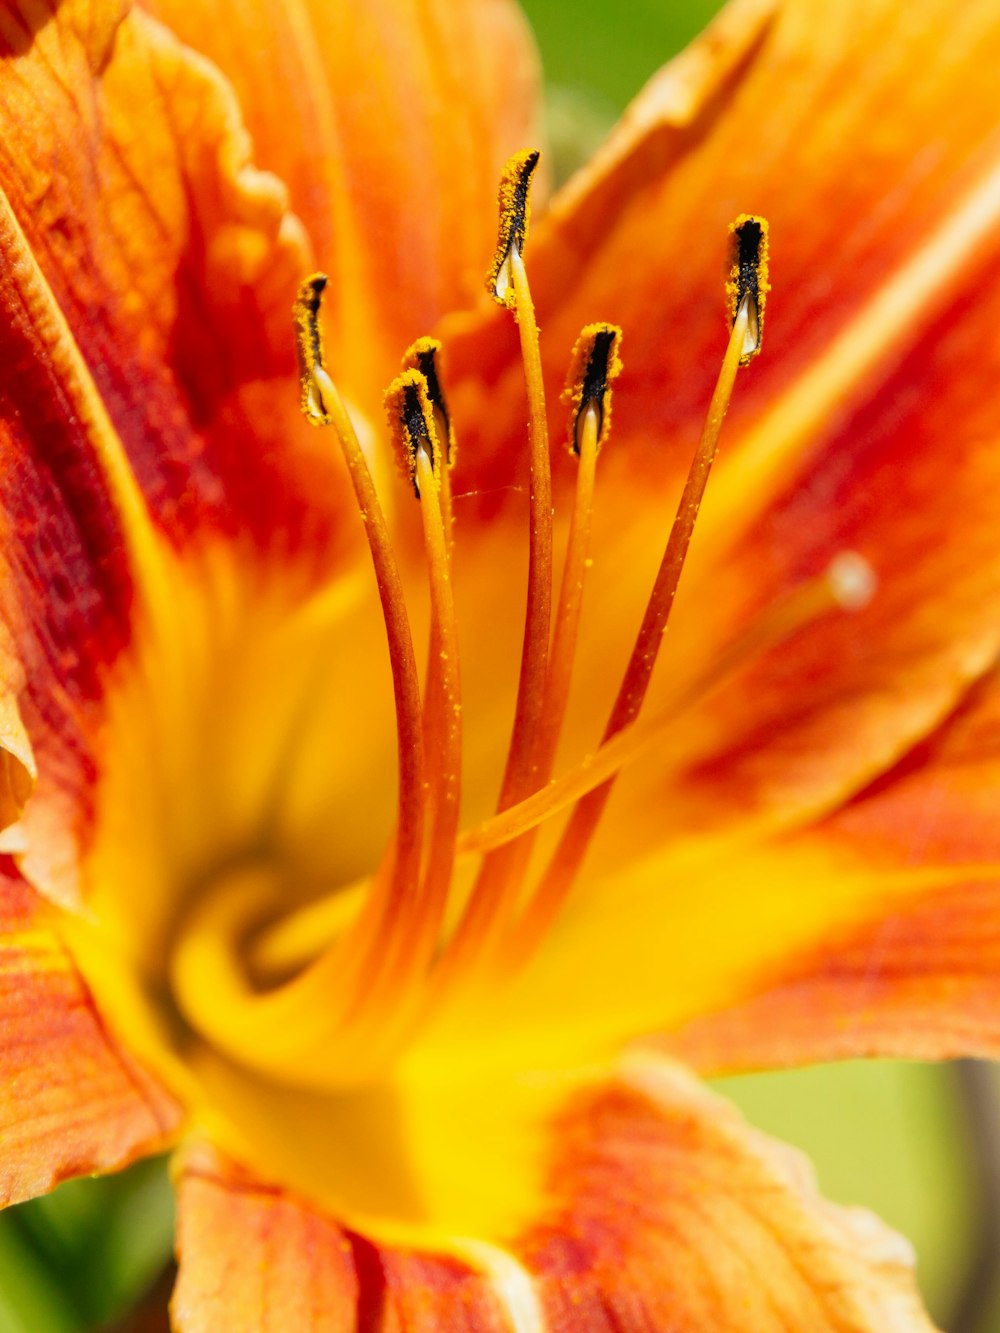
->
[[592, 257, 1000, 863], [666, 872, 1000, 1072], [448, 0, 1000, 500], [172, 1145, 514, 1333], [408, 671, 1000, 1075], [519, 1056, 934, 1332], [446, 0, 1000, 857], [0, 867, 179, 1207], [172, 1057, 936, 1332], [0, 0, 350, 559], [0, 1, 365, 901], [141, 0, 543, 418], [668, 668, 1000, 1071]]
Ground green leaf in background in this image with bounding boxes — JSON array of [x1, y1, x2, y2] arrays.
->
[[0, 1157, 174, 1332], [522, 0, 725, 111], [521, 0, 727, 182]]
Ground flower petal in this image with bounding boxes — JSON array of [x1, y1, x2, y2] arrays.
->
[[0, 0, 365, 904], [412, 668, 1000, 1075], [444, 0, 1000, 846], [0, 629, 35, 834], [520, 1056, 934, 1332], [172, 1145, 514, 1333], [141, 0, 543, 417], [0, 867, 180, 1207], [667, 668, 1000, 1071], [0, 0, 349, 555], [172, 1057, 935, 1332]]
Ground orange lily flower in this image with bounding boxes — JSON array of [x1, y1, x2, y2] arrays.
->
[[0, 0, 997, 1326]]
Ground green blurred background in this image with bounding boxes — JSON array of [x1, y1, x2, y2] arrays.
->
[[1, 2, 996, 1329]]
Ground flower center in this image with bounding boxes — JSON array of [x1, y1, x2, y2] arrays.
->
[[65, 153, 872, 1137], [162, 157, 789, 1091]]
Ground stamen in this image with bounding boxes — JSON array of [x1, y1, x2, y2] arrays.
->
[[726, 215, 769, 364], [293, 276, 425, 948], [563, 323, 623, 455], [486, 148, 540, 311], [293, 274, 335, 423], [607, 286, 754, 736], [402, 338, 456, 545], [407, 442, 462, 963], [536, 324, 622, 776], [433, 151, 553, 980], [380, 371, 463, 986], [402, 338, 455, 465], [384, 368, 442, 496], [509, 237, 765, 957], [489, 154, 554, 806]]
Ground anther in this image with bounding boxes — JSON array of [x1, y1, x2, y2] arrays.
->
[[293, 274, 334, 424], [561, 323, 623, 455], [402, 337, 455, 465], [726, 215, 770, 364], [383, 369, 442, 497], [487, 148, 541, 310]]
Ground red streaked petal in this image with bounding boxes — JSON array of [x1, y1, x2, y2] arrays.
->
[[668, 669, 1000, 1071], [141, 0, 543, 419], [172, 1057, 935, 1332], [518, 1056, 934, 1332], [443, 0, 1000, 856], [666, 873, 1000, 1072], [585, 264, 1000, 869], [0, 1, 361, 902], [172, 1145, 513, 1333], [0, 0, 349, 557], [0, 867, 180, 1207], [448, 0, 1000, 504]]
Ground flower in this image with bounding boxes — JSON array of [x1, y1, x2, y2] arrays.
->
[[0, 0, 998, 1327]]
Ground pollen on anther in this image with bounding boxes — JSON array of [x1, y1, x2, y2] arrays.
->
[[383, 369, 441, 497], [561, 323, 623, 455], [293, 273, 334, 425], [725, 215, 770, 364], [487, 148, 541, 309], [402, 337, 455, 465]]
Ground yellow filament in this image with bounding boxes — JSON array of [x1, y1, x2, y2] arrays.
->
[[510, 298, 752, 956], [535, 402, 600, 773], [434, 242, 553, 983], [389, 444, 463, 993], [497, 245, 554, 802], [304, 365, 425, 969]]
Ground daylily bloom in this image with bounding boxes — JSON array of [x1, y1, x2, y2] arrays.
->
[[1, 0, 998, 1326]]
